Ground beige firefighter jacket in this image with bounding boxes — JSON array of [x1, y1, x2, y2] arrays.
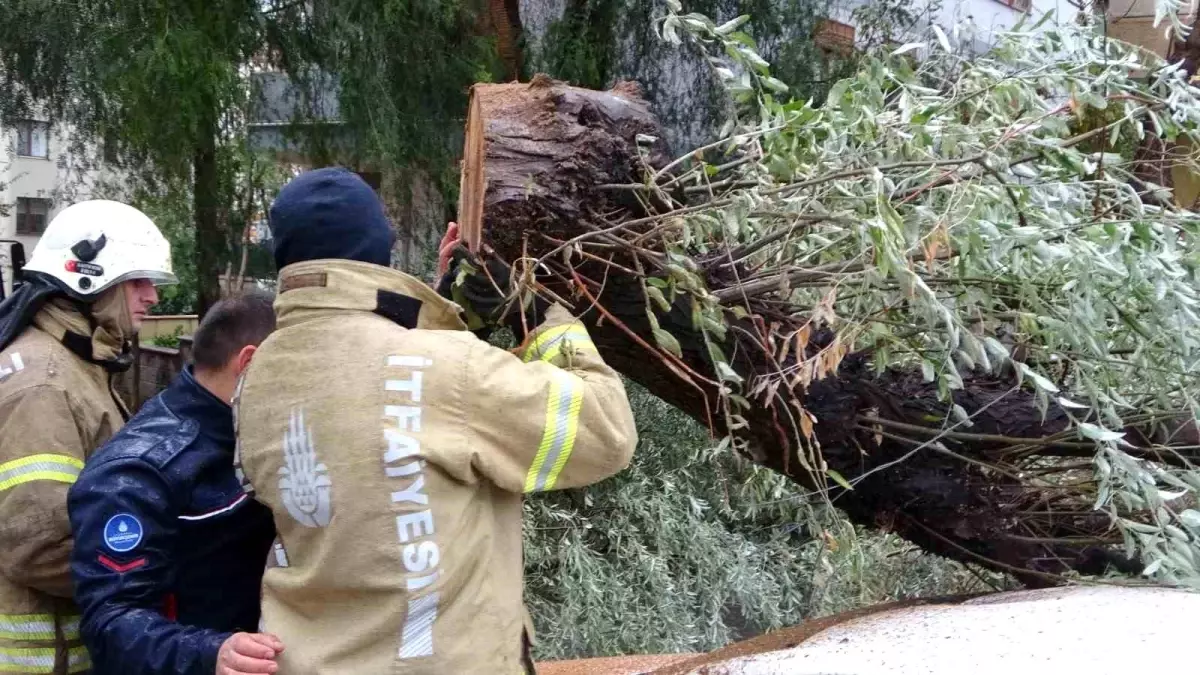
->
[[233, 259, 638, 675], [0, 294, 133, 675]]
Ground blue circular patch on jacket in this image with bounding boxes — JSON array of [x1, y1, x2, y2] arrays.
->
[[103, 514, 144, 553]]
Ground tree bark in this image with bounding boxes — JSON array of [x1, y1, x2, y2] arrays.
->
[[459, 76, 1183, 583], [193, 116, 222, 319]]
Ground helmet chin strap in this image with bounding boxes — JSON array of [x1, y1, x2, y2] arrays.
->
[[58, 326, 134, 373]]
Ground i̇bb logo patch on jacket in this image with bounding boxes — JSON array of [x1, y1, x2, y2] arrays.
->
[[98, 514, 148, 573], [103, 514, 144, 552]]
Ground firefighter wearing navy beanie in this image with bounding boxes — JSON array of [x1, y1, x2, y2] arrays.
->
[[231, 166, 638, 673], [267, 167, 395, 269]]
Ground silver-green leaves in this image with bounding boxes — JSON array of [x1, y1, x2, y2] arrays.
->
[[660, 4, 1200, 587]]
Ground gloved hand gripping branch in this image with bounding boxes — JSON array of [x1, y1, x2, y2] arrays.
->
[[435, 246, 549, 341]]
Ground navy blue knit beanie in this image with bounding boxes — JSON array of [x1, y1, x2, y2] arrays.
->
[[268, 167, 395, 270]]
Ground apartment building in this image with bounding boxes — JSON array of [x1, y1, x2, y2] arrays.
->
[[1, 118, 117, 297]]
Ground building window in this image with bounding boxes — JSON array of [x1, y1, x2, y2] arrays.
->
[[15, 198, 51, 236], [815, 19, 856, 56], [15, 120, 50, 158]]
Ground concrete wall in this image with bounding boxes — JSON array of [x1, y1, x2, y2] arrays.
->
[[139, 315, 200, 344], [1107, 0, 1195, 57], [114, 336, 194, 412]]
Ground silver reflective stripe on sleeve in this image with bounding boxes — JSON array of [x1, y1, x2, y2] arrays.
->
[[523, 370, 585, 493], [0, 454, 84, 493]]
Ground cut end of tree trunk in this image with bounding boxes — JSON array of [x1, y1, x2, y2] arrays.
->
[[457, 88, 486, 253], [456, 73, 670, 260]]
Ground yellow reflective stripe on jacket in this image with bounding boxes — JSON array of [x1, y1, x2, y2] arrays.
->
[[521, 323, 597, 363], [523, 370, 585, 492], [0, 645, 90, 673], [0, 614, 80, 641], [0, 455, 84, 492]]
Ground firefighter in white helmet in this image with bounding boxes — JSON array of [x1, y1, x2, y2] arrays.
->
[[0, 199, 175, 675]]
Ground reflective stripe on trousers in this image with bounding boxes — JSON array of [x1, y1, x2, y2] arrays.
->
[[0, 616, 79, 643], [0, 646, 89, 674], [0, 614, 88, 674]]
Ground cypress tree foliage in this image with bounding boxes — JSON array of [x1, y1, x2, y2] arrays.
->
[[268, 0, 508, 205]]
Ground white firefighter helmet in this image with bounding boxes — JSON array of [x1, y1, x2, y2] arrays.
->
[[22, 199, 176, 298]]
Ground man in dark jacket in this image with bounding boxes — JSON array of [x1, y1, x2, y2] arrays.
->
[[67, 291, 282, 675]]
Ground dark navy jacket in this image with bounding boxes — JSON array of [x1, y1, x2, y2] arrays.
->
[[67, 365, 275, 675]]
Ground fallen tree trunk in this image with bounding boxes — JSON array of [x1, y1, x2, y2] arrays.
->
[[457, 76, 1186, 584]]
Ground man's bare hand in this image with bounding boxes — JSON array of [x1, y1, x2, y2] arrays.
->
[[437, 221, 461, 277], [216, 632, 284, 675]]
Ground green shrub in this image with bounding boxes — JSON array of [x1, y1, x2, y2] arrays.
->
[[147, 326, 184, 349], [523, 382, 1011, 660]]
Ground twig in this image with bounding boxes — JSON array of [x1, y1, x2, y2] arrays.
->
[[854, 424, 1028, 483], [540, 237, 641, 276], [683, 178, 761, 194], [650, 127, 783, 184], [723, 244, 816, 477], [839, 386, 1023, 489], [581, 212, 666, 267], [979, 162, 1029, 229], [899, 514, 1090, 585], [661, 155, 758, 189], [1010, 106, 1157, 167], [857, 414, 1096, 450], [719, 216, 847, 266], [713, 249, 956, 304], [568, 270, 718, 433], [712, 259, 864, 302], [539, 199, 734, 264], [1000, 534, 1113, 546], [598, 176, 764, 195], [760, 155, 987, 198]]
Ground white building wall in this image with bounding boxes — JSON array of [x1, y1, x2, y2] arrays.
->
[[937, 0, 1073, 35], [1, 121, 121, 253], [0, 120, 122, 296], [941, 0, 1076, 53], [830, 0, 1078, 53]]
